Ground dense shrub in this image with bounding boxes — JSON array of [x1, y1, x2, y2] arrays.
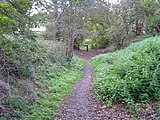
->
[[40, 40, 67, 61], [92, 36, 160, 104], [0, 33, 85, 119], [0, 35, 46, 79]]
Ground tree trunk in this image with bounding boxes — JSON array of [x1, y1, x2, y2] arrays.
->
[[66, 37, 74, 60], [136, 20, 141, 36], [155, 25, 160, 33]]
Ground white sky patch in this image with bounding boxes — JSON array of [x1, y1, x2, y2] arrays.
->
[[32, 26, 46, 32], [109, 0, 120, 4]]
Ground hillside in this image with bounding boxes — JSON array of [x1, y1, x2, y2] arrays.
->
[[91, 36, 160, 119]]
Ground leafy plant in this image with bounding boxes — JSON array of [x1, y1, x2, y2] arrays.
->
[[8, 95, 27, 110], [92, 36, 160, 104], [23, 56, 84, 120]]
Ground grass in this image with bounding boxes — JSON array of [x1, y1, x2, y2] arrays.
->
[[23, 57, 85, 120], [0, 34, 85, 120], [91, 36, 160, 119], [23, 71, 83, 120]]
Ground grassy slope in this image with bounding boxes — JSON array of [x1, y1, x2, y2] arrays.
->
[[0, 35, 85, 120], [91, 36, 160, 119], [23, 57, 85, 120]]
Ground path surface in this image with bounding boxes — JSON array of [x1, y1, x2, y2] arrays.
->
[[54, 49, 131, 120]]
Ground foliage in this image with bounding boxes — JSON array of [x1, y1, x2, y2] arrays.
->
[[0, 34, 85, 119], [39, 40, 67, 61], [0, 0, 87, 120], [0, 35, 45, 79], [0, 0, 33, 34], [28, 0, 160, 56], [8, 95, 27, 110], [0, 33, 85, 119], [23, 57, 84, 120], [1, 0, 160, 119], [92, 36, 160, 104]]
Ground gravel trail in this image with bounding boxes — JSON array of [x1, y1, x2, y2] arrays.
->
[[54, 61, 96, 120], [54, 49, 131, 120]]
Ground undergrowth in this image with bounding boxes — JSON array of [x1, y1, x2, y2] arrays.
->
[[0, 34, 85, 120], [23, 57, 84, 120], [92, 36, 160, 104]]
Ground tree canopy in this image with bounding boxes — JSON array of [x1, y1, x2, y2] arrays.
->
[[42, 0, 160, 57]]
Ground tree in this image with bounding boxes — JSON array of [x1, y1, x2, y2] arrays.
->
[[43, 0, 160, 53], [140, 0, 160, 33], [0, 0, 34, 35], [45, 0, 99, 59]]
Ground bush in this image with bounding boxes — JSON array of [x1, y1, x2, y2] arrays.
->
[[0, 34, 85, 119], [92, 36, 160, 104], [8, 95, 27, 110], [60, 56, 85, 70], [0, 35, 46, 79]]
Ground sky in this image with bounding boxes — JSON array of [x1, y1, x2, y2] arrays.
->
[[109, 0, 120, 4]]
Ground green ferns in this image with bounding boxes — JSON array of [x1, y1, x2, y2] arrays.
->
[[92, 36, 160, 104]]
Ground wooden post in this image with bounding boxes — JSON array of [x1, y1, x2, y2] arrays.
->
[[86, 45, 89, 52]]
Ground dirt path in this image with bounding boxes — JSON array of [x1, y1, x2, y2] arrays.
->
[[54, 61, 95, 120], [54, 49, 131, 120], [74, 49, 111, 60]]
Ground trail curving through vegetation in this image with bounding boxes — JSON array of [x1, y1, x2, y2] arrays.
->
[[54, 61, 95, 120], [54, 49, 131, 120]]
